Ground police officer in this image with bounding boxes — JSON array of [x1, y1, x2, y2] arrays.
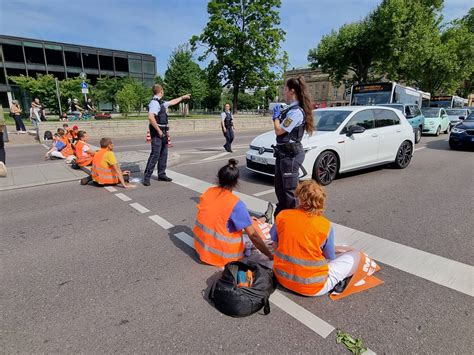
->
[[221, 103, 235, 152], [143, 84, 190, 186], [272, 77, 314, 216]]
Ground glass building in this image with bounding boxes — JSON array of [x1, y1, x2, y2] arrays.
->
[[0, 35, 156, 108]]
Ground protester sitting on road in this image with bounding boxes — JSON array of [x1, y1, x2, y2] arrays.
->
[[80, 137, 134, 188], [193, 158, 273, 267], [74, 131, 94, 167], [44, 133, 67, 160], [72, 125, 79, 142], [10, 100, 27, 134], [57, 128, 75, 158], [271, 180, 361, 296], [63, 123, 73, 141]]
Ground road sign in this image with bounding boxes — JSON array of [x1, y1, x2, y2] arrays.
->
[[81, 88, 89, 94], [79, 72, 87, 80], [80, 82, 88, 89]]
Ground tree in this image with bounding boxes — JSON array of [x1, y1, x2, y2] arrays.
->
[[115, 83, 140, 117], [164, 44, 207, 113], [8, 74, 58, 112], [191, 0, 286, 113], [203, 61, 223, 111], [93, 76, 122, 107], [59, 76, 87, 111], [308, 20, 377, 86]]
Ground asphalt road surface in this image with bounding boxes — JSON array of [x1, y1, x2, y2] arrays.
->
[[1, 131, 473, 353]]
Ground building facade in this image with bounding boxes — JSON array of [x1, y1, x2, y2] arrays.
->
[[0, 35, 156, 108], [281, 67, 348, 107]]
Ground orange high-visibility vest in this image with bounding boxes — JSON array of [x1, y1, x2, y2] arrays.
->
[[60, 136, 74, 157], [75, 140, 93, 167], [193, 186, 245, 267], [273, 209, 330, 296], [91, 148, 119, 185]]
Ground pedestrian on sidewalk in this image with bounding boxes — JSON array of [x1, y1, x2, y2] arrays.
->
[[30, 97, 42, 129], [221, 103, 235, 152], [143, 84, 190, 186], [0, 113, 7, 177], [10, 100, 26, 134]]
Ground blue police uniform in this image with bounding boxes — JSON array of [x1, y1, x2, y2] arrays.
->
[[143, 95, 171, 183], [273, 101, 306, 216], [221, 110, 234, 152]]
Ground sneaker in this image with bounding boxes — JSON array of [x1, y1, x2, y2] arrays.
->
[[330, 276, 352, 295], [80, 176, 92, 185], [158, 175, 172, 182], [143, 180, 151, 186], [262, 202, 275, 224], [0, 162, 7, 177]]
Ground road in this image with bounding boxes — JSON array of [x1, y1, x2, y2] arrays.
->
[[1, 131, 473, 353]]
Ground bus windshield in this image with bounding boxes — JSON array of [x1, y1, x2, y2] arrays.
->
[[351, 91, 392, 106]]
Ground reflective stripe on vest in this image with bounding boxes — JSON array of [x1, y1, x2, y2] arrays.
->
[[91, 148, 119, 185], [193, 186, 244, 267], [273, 209, 330, 295], [194, 233, 244, 259], [194, 220, 242, 244]]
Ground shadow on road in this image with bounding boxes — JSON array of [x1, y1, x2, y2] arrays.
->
[[423, 137, 450, 151], [237, 166, 274, 186], [168, 225, 201, 263]]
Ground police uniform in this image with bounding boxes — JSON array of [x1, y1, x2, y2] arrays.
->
[[143, 95, 171, 183], [221, 109, 234, 151], [273, 101, 305, 216]]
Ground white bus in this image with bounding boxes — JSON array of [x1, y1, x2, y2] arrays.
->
[[350, 82, 427, 107], [429, 95, 467, 108]]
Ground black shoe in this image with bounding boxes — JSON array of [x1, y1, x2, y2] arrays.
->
[[80, 176, 92, 185], [262, 202, 274, 224], [143, 180, 150, 186], [158, 175, 172, 182]]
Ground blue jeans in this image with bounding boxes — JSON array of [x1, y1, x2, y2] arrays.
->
[[143, 135, 168, 181]]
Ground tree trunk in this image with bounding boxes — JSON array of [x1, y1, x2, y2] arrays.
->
[[232, 84, 239, 114]]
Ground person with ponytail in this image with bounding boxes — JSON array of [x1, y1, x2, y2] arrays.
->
[[271, 76, 314, 217], [193, 159, 273, 267]]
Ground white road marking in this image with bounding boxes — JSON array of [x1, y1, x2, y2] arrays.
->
[[414, 147, 426, 151], [174, 232, 195, 248], [179, 154, 246, 167], [129, 202, 150, 214], [202, 152, 230, 161], [253, 188, 274, 197], [167, 169, 474, 297], [115, 193, 131, 202], [104, 186, 118, 192], [172, 231, 336, 339], [149, 214, 174, 229]]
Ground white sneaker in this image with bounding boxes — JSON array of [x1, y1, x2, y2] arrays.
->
[[0, 162, 7, 177]]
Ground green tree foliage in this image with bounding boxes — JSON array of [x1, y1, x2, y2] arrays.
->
[[93, 76, 122, 106], [191, 0, 285, 112], [164, 44, 207, 111], [203, 61, 223, 111], [115, 83, 140, 117], [59, 77, 87, 110], [8, 74, 58, 111]]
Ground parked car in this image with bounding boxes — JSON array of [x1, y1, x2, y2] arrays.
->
[[445, 108, 471, 129], [246, 106, 415, 185], [377, 103, 424, 143], [420, 108, 450, 136], [449, 112, 474, 149]]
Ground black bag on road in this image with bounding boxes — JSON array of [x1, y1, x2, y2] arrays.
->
[[209, 260, 276, 317]]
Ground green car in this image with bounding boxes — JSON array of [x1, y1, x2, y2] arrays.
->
[[421, 108, 450, 136]]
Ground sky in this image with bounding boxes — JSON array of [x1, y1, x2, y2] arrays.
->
[[0, 0, 471, 75]]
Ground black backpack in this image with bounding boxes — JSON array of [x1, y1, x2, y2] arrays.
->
[[209, 260, 276, 317], [44, 130, 53, 140]]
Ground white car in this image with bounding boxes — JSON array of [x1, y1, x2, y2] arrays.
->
[[246, 106, 415, 185]]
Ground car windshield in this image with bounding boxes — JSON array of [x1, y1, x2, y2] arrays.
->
[[466, 113, 474, 121], [378, 104, 404, 112], [313, 110, 351, 131], [421, 108, 440, 117], [446, 109, 466, 116]]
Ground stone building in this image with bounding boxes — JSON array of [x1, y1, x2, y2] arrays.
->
[[280, 66, 348, 107]]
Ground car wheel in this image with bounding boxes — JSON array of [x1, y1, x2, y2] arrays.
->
[[435, 126, 440, 136], [394, 141, 412, 169], [312, 151, 338, 186], [415, 127, 422, 144]]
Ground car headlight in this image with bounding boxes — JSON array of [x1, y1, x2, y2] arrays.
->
[[451, 127, 465, 134]]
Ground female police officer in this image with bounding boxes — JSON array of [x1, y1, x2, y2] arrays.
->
[[272, 77, 314, 217]]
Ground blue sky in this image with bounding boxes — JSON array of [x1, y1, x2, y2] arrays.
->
[[0, 0, 471, 75]]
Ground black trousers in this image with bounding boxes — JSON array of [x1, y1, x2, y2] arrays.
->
[[0, 131, 5, 163], [274, 150, 305, 217], [144, 135, 168, 181], [13, 115, 26, 131], [223, 127, 234, 150]]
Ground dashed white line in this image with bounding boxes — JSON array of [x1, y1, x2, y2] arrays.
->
[[115, 193, 131, 201], [129, 202, 150, 214], [180, 154, 246, 167], [104, 186, 118, 192], [202, 152, 230, 161], [149, 214, 174, 229], [253, 188, 275, 197], [174, 232, 195, 248]]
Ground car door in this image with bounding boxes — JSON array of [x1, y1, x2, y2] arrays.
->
[[373, 108, 403, 161], [410, 105, 422, 129], [340, 109, 379, 170], [440, 109, 449, 131]]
